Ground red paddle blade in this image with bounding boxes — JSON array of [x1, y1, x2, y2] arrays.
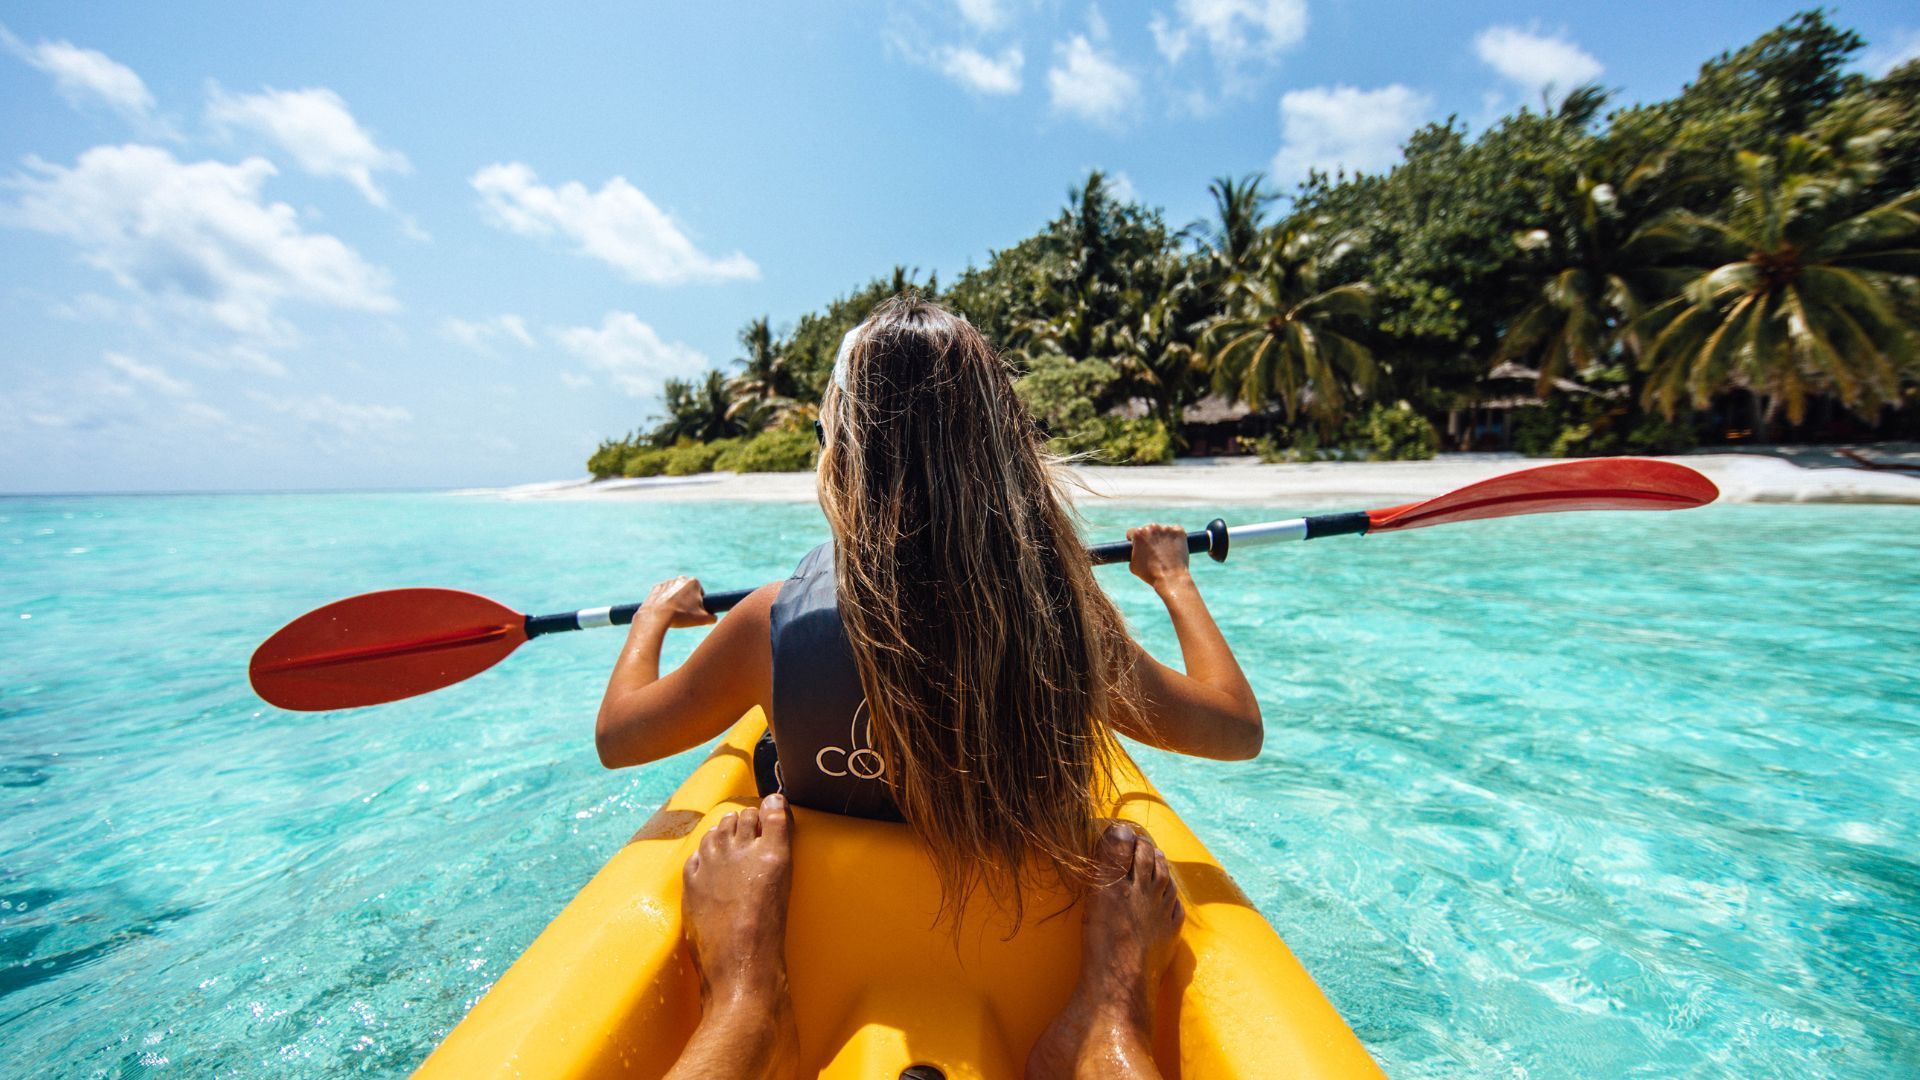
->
[[1367, 458, 1718, 533], [250, 588, 528, 711]]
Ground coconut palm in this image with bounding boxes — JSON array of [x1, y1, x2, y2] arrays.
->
[[724, 316, 802, 428], [1634, 139, 1920, 431], [1196, 173, 1277, 279], [1495, 158, 1694, 392], [1203, 230, 1377, 430], [654, 370, 744, 445]]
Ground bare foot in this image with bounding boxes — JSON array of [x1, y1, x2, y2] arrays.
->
[[668, 793, 800, 1080], [1025, 823, 1184, 1080]]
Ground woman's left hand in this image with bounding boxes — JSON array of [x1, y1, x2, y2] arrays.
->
[[636, 576, 717, 629]]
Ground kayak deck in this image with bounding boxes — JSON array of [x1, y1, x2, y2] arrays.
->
[[416, 711, 1380, 1078]]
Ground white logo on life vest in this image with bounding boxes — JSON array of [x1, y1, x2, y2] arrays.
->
[[815, 700, 885, 780]]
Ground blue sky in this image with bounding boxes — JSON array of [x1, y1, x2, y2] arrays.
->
[[3, 1, 1916, 493]]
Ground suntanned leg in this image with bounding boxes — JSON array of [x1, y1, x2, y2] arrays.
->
[[664, 793, 801, 1080], [1025, 823, 1184, 1080]]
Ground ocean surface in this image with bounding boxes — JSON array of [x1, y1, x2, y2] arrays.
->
[[2, 492, 1916, 1077]]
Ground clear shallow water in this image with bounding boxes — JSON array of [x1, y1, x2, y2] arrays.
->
[[2, 492, 1916, 1077]]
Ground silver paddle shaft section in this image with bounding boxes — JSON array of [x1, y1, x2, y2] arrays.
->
[[524, 511, 1373, 638]]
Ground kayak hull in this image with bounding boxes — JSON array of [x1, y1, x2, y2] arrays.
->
[[416, 712, 1380, 1078]]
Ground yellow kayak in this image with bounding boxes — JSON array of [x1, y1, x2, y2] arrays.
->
[[416, 712, 1381, 1078]]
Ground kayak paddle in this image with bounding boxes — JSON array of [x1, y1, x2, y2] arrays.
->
[[250, 457, 1717, 711]]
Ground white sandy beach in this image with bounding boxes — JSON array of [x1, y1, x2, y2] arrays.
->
[[465, 446, 1920, 507]]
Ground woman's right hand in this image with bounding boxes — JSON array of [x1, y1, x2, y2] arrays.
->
[[635, 576, 717, 630], [1127, 523, 1192, 590]]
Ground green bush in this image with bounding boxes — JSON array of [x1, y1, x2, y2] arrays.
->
[[1621, 414, 1699, 455], [1514, 400, 1696, 458], [715, 427, 818, 473], [588, 438, 631, 479], [1251, 424, 1370, 462], [663, 438, 737, 476], [1363, 402, 1438, 460], [621, 446, 672, 477], [1252, 433, 1325, 463], [1015, 353, 1118, 436], [1045, 416, 1173, 465], [1098, 418, 1174, 465]]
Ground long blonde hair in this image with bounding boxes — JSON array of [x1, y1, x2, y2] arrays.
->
[[817, 295, 1141, 927]]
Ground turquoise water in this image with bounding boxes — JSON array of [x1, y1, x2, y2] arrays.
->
[[2, 492, 1916, 1077]]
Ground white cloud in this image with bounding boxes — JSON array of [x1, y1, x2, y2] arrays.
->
[[472, 162, 758, 286], [0, 144, 398, 341], [102, 351, 192, 397], [1271, 83, 1431, 182], [1152, 0, 1306, 66], [554, 311, 709, 398], [1047, 35, 1140, 128], [1149, 14, 1191, 64], [3, 351, 229, 435], [2, 27, 155, 121], [954, 0, 1007, 32], [247, 391, 412, 436], [443, 313, 535, 351], [934, 45, 1024, 95], [1474, 26, 1603, 104], [1861, 28, 1920, 77], [206, 85, 410, 209]]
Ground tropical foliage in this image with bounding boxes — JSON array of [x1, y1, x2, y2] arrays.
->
[[589, 12, 1920, 478]]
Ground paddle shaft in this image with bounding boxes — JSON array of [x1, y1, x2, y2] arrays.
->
[[521, 511, 1376, 639]]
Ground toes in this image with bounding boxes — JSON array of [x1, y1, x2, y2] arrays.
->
[[1098, 823, 1137, 875], [739, 806, 762, 839], [1130, 832, 1156, 883], [760, 793, 791, 845], [683, 850, 702, 883], [1153, 848, 1172, 888], [716, 811, 740, 840]]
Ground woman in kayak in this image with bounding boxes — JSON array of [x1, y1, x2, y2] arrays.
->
[[597, 296, 1262, 1078]]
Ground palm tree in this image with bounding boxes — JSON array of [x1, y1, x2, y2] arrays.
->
[[654, 370, 744, 445], [1196, 173, 1277, 279], [1006, 172, 1194, 420], [1634, 139, 1920, 432], [724, 316, 800, 428], [1495, 159, 1692, 392], [1203, 230, 1377, 431]]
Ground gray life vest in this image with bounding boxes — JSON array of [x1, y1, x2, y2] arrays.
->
[[761, 542, 903, 821]]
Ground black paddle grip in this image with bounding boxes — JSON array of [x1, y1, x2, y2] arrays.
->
[[1088, 519, 1229, 566], [1303, 511, 1371, 540]]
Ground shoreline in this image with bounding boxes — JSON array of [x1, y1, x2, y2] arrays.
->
[[461, 445, 1920, 507]]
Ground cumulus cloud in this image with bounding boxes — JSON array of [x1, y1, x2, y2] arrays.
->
[[246, 391, 412, 436], [0, 143, 398, 341], [1047, 35, 1140, 128], [5, 351, 229, 435], [2, 26, 156, 122], [1271, 83, 1431, 182], [472, 162, 758, 285], [953, 0, 1007, 32], [933, 45, 1024, 95], [103, 351, 192, 397], [443, 313, 535, 351], [1474, 26, 1603, 103], [206, 84, 411, 209], [1152, 0, 1307, 66], [554, 311, 709, 398]]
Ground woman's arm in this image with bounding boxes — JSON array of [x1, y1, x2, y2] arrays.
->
[[594, 577, 780, 769], [1109, 524, 1264, 761]]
